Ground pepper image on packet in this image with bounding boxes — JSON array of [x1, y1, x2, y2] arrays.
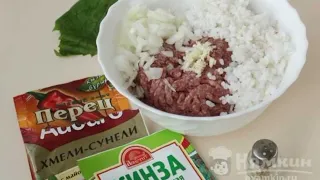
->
[[78, 129, 214, 180], [13, 75, 149, 180]]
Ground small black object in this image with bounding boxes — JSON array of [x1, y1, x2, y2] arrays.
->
[[250, 139, 278, 168]]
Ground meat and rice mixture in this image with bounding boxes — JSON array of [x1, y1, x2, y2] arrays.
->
[[114, 0, 293, 117], [136, 38, 232, 116]]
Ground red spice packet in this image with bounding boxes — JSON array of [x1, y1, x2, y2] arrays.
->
[[13, 75, 149, 180]]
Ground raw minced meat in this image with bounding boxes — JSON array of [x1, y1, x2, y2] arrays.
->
[[135, 37, 233, 116]]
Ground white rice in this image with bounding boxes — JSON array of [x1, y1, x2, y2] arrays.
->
[[186, 0, 294, 111]]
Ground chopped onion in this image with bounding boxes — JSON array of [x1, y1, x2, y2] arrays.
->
[[166, 29, 185, 45], [206, 100, 216, 107], [167, 63, 174, 70], [117, 6, 195, 88], [174, 39, 184, 51], [217, 68, 224, 75], [115, 55, 133, 73], [219, 59, 225, 65], [161, 51, 174, 57], [157, 23, 177, 38], [148, 48, 160, 55], [132, 20, 148, 37], [209, 57, 217, 68], [143, 56, 155, 70], [135, 85, 145, 98], [145, 68, 163, 80], [128, 32, 138, 45], [148, 35, 163, 48], [136, 36, 147, 53], [147, 9, 175, 23], [149, 23, 160, 34], [117, 48, 139, 63], [124, 71, 138, 89], [163, 79, 176, 92], [127, 5, 147, 21], [139, 52, 149, 67], [207, 72, 217, 80], [220, 112, 228, 116], [180, 24, 198, 41]]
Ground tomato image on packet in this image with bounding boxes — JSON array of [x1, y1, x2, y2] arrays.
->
[[78, 130, 215, 180], [13, 75, 149, 180]]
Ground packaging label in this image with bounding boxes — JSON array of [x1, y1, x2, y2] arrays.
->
[[97, 142, 202, 180], [54, 166, 82, 180], [13, 75, 149, 180], [78, 130, 215, 180]]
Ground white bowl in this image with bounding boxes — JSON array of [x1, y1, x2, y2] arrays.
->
[[97, 0, 308, 136]]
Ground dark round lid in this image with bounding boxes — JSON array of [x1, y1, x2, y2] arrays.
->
[[251, 139, 278, 168]]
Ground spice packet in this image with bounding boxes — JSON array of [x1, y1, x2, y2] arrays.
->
[[78, 129, 214, 180], [13, 75, 149, 180]]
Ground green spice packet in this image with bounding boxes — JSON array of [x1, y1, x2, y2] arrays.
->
[[78, 129, 214, 180]]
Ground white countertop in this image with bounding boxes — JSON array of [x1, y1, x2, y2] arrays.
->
[[0, 0, 319, 179]]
